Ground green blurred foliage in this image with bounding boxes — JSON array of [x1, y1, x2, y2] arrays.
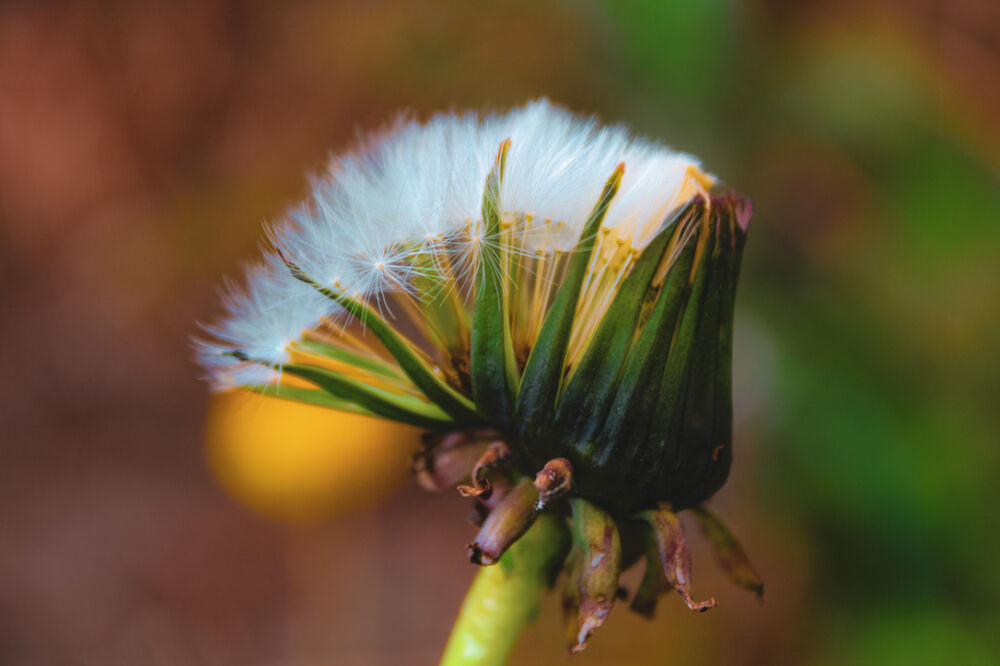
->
[[599, 0, 1000, 662]]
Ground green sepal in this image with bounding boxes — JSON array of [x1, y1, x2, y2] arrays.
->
[[592, 221, 700, 466], [470, 138, 519, 426], [709, 202, 747, 489], [555, 201, 699, 453], [246, 384, 378, 418], [691, 505, 763, 598], [672, 201, 746, 502], [514, 163, 624, 449], [671, 209, 732, 499], [643, 216, 715, 489], [282, 258, 482, 426], [293, 338, 410, 383], [281, 362, 455, 430]]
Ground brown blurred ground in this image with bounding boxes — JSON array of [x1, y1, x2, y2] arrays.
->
[[1, 1, 998, 665]]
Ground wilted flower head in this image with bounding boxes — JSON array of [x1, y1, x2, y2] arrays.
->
[[197, 99, 760, 654]]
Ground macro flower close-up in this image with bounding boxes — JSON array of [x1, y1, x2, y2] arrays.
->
[[196, 100, 758, 661], [3, 2, 998, 665]]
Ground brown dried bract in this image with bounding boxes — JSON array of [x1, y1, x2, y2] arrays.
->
[[533, 457, 574, 509], [412, 429, 500, 493], [639, 503, 717, 613], [467, 478, 539, 565], [457, 440, 515, 500]]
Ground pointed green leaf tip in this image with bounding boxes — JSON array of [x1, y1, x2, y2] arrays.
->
[[280, 363, 455, 429], [470, 138, 520, 426], [246, 384, 378, 418], [514, 162, 625, 453], [292, 338, 408, 382], [281, 254, 482, 425]]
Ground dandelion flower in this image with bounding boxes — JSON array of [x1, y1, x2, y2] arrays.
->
[[196, 99, 760, 661]]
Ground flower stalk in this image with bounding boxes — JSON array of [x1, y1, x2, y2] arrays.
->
[[441, 513, 568, 666]]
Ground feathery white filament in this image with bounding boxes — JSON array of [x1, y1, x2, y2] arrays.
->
[[196, 259, 337, 387], [198, 99, 713, 387]]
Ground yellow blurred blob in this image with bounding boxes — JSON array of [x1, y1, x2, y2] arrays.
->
[[205, 390, 422, 522]]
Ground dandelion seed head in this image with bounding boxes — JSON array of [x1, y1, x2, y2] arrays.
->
[[199, 98, 714, 388], [606, 145, 713, 249]]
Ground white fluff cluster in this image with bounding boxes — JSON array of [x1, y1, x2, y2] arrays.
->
[[197, 99, 710, 388], [196, 260, 337, 387]]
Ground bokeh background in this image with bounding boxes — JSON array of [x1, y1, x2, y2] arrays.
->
[[2, 1, 998, 664]]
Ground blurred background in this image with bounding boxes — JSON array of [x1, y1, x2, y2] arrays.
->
[[1, 0, 998, 664]]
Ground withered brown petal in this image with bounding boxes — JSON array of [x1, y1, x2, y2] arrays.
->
[[638, 503, 717, 612], [468, 478, 539, 565], [457, 440, 515, 499], [413, 429, 500, 493], [533, 457, 574, 509], [413, 440, 489, 493]]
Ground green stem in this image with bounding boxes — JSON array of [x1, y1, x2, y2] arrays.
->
[[440, 513, 567, 666]]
